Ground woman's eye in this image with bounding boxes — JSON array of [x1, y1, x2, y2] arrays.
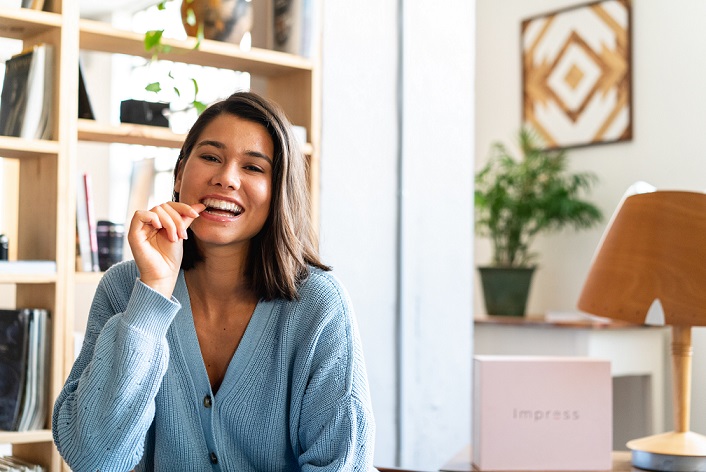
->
[[200, 154, 220, 162], [245, 165, 264, 173]]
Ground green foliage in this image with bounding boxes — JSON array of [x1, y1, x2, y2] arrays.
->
[[475, 128, 603, 268], [142, 0, 205, 115]]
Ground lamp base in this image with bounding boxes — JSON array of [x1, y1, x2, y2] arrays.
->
[[628, 431, 706, 471]]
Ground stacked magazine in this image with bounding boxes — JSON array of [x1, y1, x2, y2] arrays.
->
[[0, 456, 45, 472], [0, 308, 51, 432]]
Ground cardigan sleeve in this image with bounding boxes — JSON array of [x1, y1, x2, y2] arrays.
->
[[52, 265, 180, 472], [295, 274, 377, 471]]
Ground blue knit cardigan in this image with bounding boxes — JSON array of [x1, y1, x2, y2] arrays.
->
[[52, 261, 376, 471]]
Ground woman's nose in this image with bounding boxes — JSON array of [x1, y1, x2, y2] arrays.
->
[[211, 163, 241, 190]]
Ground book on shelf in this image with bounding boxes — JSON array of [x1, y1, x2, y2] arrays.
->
[[78, 61, 95, 120], [122, 158, 155, 261], [20, 0, 44, 9], [0, 260, 56, 274], [79, 172, 100, 272], [76, 173, 93, 272], [0, 43, 54, 140], [0, 310, 29, 431], [0, 308, 50, 432], [273, 0, 315, 57], [28, 0, 45, 10]]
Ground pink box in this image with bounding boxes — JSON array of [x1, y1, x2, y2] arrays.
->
[[473, 355, 612, 471]]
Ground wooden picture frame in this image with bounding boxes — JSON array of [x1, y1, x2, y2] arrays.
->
[[521, 0, 632, 149]]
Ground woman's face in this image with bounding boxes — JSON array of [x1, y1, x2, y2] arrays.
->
[[174, 113, 274, 251]]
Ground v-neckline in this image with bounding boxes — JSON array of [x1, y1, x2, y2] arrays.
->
[[171, 271, 274, 399]]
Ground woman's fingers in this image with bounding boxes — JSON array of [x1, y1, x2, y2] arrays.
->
[[153, 205, 179, 242], [159, 202, 205, 240], [130, 202, 205, 244]]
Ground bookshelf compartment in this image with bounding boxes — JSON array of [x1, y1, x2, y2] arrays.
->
[[16, 154, 57, 262]]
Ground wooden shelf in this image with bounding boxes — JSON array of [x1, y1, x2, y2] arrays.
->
[[78, 119, 314, 154], [0, 7, 60, 40], [79, 19, 313, 77], [0, 135, 59, 158], [0, 273, 57, 284], [78, 119, 185, 148], [0, 429, 53, 445]]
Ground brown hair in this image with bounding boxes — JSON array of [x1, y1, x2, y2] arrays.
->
[[173, 91, 329, 300]]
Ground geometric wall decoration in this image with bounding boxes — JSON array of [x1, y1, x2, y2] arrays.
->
[[522, 0, 632, 149]]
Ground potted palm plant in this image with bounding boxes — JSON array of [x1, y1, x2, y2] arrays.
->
[[474, 128, 603, 316]]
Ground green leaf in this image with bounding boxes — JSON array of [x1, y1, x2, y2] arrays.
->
[[145, 82, 162, 93], [193, 101, 207, 115], [157, 1, 168, 10], [144, 30, 164, 52]]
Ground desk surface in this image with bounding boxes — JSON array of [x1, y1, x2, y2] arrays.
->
[[474, 314, 661, 331], [438, 445, 632, 471], [377, 446, 633, 472]]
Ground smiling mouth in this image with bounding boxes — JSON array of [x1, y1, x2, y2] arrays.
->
[[201, 197, 243, 217]]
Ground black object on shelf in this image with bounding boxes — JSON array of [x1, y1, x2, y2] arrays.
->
[[0, 234, 8, 261], [120, 99, 169, 128], [96, 221, 124, 272]]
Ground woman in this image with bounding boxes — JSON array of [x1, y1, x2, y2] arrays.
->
[[53, 91, 376, 471]]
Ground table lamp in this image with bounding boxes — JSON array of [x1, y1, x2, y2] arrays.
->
[[578, 188, 706, 471]]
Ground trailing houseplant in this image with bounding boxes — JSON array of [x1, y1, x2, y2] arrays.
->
[[142, 0, 252, 115], [474, 128, 603, 315], [142, 0, 207, 115]]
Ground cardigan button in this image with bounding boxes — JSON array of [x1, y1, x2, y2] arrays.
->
[[210, 452, 218, 464], [203, 395, 212, 408]]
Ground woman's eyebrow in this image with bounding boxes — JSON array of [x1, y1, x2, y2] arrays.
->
[[195, 139, 225, 149], [246, 150, 273, 165]]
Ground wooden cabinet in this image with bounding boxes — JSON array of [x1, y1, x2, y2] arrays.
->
[[0, 3, 320, 470]]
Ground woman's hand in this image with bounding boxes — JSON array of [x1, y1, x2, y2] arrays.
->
[[128, 202, 206, 298]]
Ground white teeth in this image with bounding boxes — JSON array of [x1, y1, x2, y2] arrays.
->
[[202, 198, 242, 214]]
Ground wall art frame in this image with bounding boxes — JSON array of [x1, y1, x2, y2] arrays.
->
[[521, 0, 632, 150]]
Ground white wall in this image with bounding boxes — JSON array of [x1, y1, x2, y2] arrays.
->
[[321, 1, 474, 469], [475, 0, 706, 435]]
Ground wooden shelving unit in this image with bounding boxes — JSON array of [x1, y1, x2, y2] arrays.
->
[[0, 2, 321, 470]]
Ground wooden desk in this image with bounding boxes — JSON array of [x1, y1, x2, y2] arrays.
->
[[474, 315, 669, 446]]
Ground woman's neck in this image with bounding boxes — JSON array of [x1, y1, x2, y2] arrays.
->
[[184, 250, 258, 316]]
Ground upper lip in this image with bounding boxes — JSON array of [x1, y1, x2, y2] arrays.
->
[[200, 195, 244, 212]]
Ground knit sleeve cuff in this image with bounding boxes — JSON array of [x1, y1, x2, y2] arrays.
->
[[121, 278, 181, 338]]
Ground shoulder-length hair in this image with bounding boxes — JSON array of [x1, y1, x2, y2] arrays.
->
[[173, 91, 329, 300]]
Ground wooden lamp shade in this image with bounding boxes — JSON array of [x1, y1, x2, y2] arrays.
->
[[578, 190, 706, 471]]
